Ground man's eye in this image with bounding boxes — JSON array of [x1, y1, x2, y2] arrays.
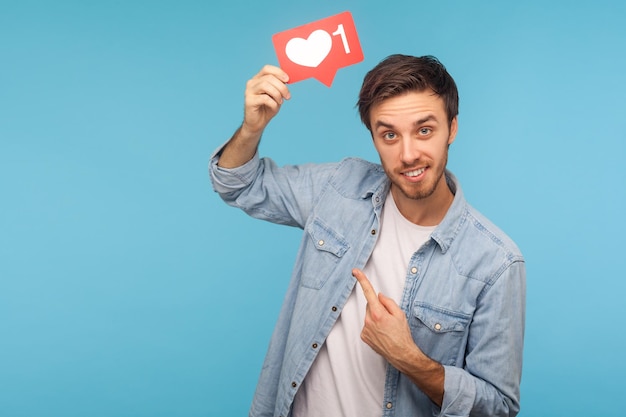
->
[[383, 132, 397, 140], [419, 128, 432, 135]]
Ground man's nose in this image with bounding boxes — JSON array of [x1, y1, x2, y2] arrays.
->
[[400, 137, 421, 164]]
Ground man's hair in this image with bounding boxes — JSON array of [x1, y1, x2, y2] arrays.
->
[[357, 54, 459, 130]]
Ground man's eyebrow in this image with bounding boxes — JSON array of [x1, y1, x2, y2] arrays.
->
[[373, 120, 394, 130], [414, 115, 437, 125], [373, 115, 439, 130]]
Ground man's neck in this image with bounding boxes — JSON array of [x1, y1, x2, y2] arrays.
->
[[390, 178, 454, 226]]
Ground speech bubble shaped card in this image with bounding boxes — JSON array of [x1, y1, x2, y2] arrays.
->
[[272, 11, 364, 87]]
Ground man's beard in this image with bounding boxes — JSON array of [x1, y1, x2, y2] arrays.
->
[[383, 152, 448, 201]]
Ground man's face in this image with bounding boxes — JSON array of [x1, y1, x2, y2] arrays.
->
[[370, 90, 457, 216]]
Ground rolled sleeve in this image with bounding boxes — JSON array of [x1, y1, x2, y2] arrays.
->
[[440, 365, 476, 416], [209, 143, 262, 196]]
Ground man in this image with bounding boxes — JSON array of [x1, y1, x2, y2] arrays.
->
[[210, 54, 526, 417]]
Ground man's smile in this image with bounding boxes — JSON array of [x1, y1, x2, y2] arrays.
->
[[402, 167, 427, 181]]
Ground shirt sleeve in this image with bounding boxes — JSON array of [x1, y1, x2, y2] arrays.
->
[[439, 260, 526, 417], [209, 141, 263, 195], [208, 141, 338, 228]]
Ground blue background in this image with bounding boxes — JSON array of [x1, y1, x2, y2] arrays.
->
[[1, 1, 625, 416]]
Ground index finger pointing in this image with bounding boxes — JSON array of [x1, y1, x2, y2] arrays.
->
[[352, 268, 379, 305]]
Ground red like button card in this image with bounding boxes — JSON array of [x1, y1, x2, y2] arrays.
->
[[272, 11, 364, 87]]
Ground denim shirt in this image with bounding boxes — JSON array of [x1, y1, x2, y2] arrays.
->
[[210, 148, 526, 417]]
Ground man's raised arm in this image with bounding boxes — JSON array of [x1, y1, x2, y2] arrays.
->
[[217, 65, 291, 168]]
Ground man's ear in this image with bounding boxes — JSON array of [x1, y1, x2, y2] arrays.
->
[[448, 116, 458, 145]]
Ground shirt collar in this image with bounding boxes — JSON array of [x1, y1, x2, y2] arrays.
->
[[430, 170, 468, 254]]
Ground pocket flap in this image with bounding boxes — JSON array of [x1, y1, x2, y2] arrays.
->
[[413, 302, 470, 333], [306, 218, 349, 257]]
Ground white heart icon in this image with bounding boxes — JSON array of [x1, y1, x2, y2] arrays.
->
[[285, 29, 332, 68]]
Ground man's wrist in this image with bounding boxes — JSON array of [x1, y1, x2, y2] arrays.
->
[[217, 125, 261, 169], [393, 345, 445, 406]]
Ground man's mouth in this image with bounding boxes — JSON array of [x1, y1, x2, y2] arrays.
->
[[404, 167, 426, 177]]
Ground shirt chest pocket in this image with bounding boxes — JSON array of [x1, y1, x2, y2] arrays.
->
[[410, 302, 471, 366], [300, 218, 350, 289]]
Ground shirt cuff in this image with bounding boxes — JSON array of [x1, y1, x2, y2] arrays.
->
[[439, 365, 476, 416], [209, 141, 261, 194]]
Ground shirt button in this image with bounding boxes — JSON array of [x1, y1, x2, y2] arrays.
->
[[331, 306, 337, 312], [291, 382, 297, 388], [411, 267, 418, 274], [371, 229, 376, 235], [386, 402, 393, 409], [434, 323, 442, 331], [318, 240, 324, 246], [312, 343, 318, 349]]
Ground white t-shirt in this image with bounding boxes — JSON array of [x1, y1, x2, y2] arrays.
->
[[292, 192, 435, 417]]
